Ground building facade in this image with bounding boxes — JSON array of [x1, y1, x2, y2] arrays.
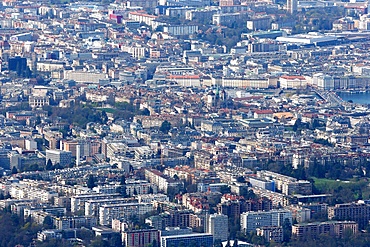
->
[[207, 213, 229, 242]]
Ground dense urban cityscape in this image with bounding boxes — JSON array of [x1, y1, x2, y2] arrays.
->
[[3, 0, 370, 246]]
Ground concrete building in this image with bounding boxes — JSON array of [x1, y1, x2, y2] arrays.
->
[[256, 226, 283, 243], [279, 76, 307, 89], [29, 95, 50, 108], [249, 177, 275, 192], [240, 210, 292, 233], [123, 229, 160, 247], [64, 71, 107, 83], [99, 203, 153, 226], [161, 233, 213, 247], [328, 202, 370, 229], [163, 24, 199, 36], [247, 16, 272, 31], [287, 0, 297, 14], [45, 149, 72, 167], [71, 193, 120, 213], [144, 169, 184, 194], [207, 213, 229, 242], [292, 221, 358, 240]]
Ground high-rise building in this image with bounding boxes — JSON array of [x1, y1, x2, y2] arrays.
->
[[287, 0, 297, 14], [207, 213, 228, 242]]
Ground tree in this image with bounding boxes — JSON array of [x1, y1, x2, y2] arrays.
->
[[225, 239, 231, 247], [11, 166, 18, 174], [293, 118, 302, 132], [87, 175, 96, 189], [282, 218, 292, 242], [101, 110, 108, 124], [151, 239, 158, 247], [149, 186, 154, 194], [141, 108, 150, 116], [90, 236, 109, 247], [119, 176, 127, 197], [46, 159, 53, 170], [43, 215, 53, 229], [120, 175, 126, 185], [220, 185, 231, 194], [214, 239, 223, 247], [160, 120, 171, 134]]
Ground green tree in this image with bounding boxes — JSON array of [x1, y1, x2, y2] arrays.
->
[[214, 239, 223, 247], [43, 215, 53, 228], [141, 108, 150, 116], [11, 166, 18, 174], [87, 175, 96, 189], [160, 120, 171, 134], [282, 218, 292, 242], [236, 176, 246, 183], [220, 185, 231, 194], [225, 239, 231, 247], [151, 239, 158, 247], [46, 159, 53, 170], [101, 110, 108, 124], [119, 176, 127, 197], [120, 175, 126, 185], [293, 118, 302, 132]]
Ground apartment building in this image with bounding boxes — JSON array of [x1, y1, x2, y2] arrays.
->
[[240, 209, 292, 233], [123, 229, 160, 247], [292, 221, 358, 240], [207, 213, 229, 242], [144, 169, 184, 193], [256, 226, 283, 243], [71, 193, 121, 213], [161, 233, 213, 247], [328, 201, 370, 228], [99, 203, 153, 226]]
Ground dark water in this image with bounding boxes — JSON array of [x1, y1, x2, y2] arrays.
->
[[337, 91, 370, 104]]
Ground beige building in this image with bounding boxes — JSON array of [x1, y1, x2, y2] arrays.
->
[[292, 221, 358, 240]]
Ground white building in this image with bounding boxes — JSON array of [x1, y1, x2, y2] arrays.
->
[[71, 193, 120, 213], [240, 209, 292, 233], [64, 71, 107, 83], [279, 75, 307, 89], [99, 203, 153, 225]]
